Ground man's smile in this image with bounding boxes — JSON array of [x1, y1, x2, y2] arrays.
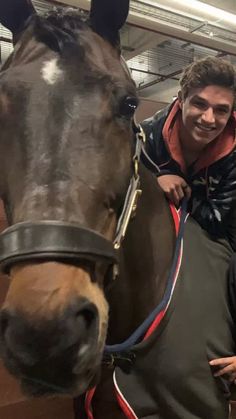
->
[[195, 123, 216, 133]]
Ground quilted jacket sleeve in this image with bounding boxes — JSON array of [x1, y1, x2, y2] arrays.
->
[[227, 208, 236, 251], [190, 150, 236, 246]]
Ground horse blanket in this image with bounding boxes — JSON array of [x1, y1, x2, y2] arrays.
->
[[113, 216, 235, 418], [82, 215, 235, 418]]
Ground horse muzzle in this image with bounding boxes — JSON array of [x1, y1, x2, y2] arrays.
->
[[0, 296, 102, 396]]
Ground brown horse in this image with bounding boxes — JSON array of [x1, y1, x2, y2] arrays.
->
[[0, 0, 174, 411], [0, 1, 234, 418]]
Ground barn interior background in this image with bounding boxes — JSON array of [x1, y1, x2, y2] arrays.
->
[[1, 0, 236, 121], [0, 1, 236, 418]]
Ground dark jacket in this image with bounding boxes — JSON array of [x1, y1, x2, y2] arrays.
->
[[141, 100, 236, 249]]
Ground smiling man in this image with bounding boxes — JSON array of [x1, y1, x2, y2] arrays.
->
[[142, 56, 236, 248]]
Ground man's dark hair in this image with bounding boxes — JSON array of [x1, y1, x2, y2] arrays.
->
[[180, 56, 236, 104]]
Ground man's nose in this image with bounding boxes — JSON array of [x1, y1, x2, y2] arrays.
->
[[201, 107, 215, 124]]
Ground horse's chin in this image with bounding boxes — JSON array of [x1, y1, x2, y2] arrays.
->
[[0, 323, 105, 398], [20, 368, 101, 397]]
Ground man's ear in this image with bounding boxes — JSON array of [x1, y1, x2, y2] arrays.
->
[[0, 0, 35, 38], [178, 90, 183, 109], [90, 0, 130, 46]]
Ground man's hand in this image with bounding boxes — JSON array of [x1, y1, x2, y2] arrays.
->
[[209, 357, 236, 383], [157, 174, 191, 207]]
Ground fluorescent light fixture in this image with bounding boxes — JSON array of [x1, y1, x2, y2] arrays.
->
[[138, 0, 236, 27], [171, 0, 236, 24]]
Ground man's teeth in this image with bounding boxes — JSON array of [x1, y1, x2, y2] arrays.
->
[[196, 124, 214, 131]]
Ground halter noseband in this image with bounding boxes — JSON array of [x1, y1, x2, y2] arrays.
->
[[0, 123, 145, 275]]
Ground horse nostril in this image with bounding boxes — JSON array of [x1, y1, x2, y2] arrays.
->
[[77, 304, 97, 330], [59, 300, 98, 350]]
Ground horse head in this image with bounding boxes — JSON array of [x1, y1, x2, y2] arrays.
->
[[0, 0, 140, 396]]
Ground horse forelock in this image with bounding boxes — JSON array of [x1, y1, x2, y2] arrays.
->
[[1, 8, 90, 71], [43, 7, 89, 33], [2, 7, 125, 81]]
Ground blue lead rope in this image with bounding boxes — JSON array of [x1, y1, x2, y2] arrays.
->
[[104, 199, 188, 354]]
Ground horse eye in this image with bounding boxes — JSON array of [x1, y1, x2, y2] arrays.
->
[[119, 96, 138, 118]]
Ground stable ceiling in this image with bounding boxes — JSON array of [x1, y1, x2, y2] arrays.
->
[[0, 0, 235, 104]]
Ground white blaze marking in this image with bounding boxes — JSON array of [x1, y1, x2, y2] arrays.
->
[[41, 58, 63, 85]]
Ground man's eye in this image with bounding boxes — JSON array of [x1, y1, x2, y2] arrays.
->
[[216, 108, 229, 115], [194, 101, 206, 109]]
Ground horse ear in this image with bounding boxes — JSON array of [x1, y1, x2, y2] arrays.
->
[[90, 0, 130, 46], [0, 0, 35, 36]]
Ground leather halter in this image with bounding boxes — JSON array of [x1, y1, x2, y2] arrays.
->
[[0, 123, 146, 274]]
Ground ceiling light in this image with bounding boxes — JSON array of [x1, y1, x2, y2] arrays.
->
[[139, 0, 236, 28]]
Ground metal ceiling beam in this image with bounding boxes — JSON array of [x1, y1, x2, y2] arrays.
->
[[54, 0, 236, 57], [130, 67, 179, 81], [140, 0, 236, 32], [138, 68, 182, 91], [122, 30, 168, 60], [128, 14, 236, 57]]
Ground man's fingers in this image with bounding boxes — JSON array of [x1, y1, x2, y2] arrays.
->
[[181, 183, 191, 200], [184, 186, 191, 200], [157, 175, 191, 207], [176, 185, 185, 202], [214, 364, 235, 377], [229, 373, 236, 382], [210, 358, 236, 381], [168, 190, 180, 207], [210, 358, 234, 366], [157, 176, 191, 207]]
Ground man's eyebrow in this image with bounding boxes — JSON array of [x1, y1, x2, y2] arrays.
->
[[191, 95, 208, 102], [191, 95, 205, 100], [215, 104, 231, 110], [191, 95, 231, 109]]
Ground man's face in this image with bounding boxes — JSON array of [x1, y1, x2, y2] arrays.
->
[[179, 85, 234, 152]]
